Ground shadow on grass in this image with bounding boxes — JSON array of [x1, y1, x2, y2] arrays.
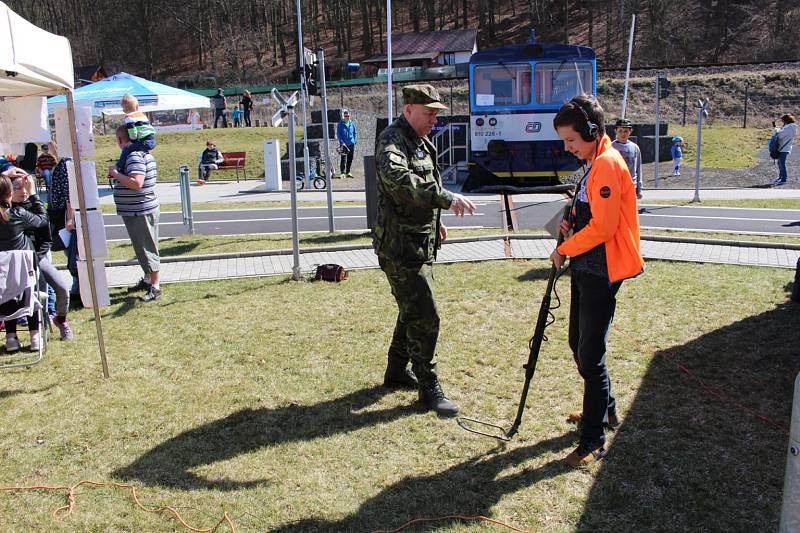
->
[[269, 432, 574, 532], [515, 265, 555, 282], [0, 384, 56, 400], [113, 385, 417, 491], [578, 302, 800, 531], [160, 240, 201, 257], [109, 294, 139, 317], [301, 232, 369, 246]]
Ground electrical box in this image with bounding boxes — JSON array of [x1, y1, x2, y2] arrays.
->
[[263, 139, 282, 191]]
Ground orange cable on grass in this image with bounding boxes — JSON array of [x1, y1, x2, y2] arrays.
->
[[372, 514, 533, 533], [0, 480, 235, 532], [612, 325, 789, 435]]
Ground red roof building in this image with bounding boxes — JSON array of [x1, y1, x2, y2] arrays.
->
[[363, 29, 478, 68]]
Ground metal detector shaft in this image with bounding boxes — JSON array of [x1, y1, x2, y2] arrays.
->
[[505, 266, 559, 438], [504, 205, 571, 439], [458, 193, 576, 441]]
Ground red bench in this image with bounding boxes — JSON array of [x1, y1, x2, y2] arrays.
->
[[217, 151, 248, 182]]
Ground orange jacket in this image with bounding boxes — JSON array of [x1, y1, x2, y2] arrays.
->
[[558, 134, 644, 283]]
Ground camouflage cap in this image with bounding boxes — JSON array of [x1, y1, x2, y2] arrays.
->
[[402, 84, 447, 109]]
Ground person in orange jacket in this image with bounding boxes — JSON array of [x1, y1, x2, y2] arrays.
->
[[550, 94, 645, 467]]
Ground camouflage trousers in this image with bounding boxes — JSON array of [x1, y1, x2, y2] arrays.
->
[[379, 258, 439, 385]]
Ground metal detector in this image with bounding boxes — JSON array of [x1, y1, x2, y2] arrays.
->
[[458, 191, 578, 441]]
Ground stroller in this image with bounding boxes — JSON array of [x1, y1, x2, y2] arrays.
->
[[0, 250, 49, 369]]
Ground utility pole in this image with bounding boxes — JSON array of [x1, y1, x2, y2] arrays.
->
[[288, 103, 302, 280], [318, 48, 335, 233], [654, 76, 661, 188], [296, 0, 311, 188], [620, 15, 636, 119], [386, 0, 393, 120], [692, 99, 709, 203]]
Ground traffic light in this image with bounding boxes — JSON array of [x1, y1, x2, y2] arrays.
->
[[305, 62, 319, 96], [658, 76, 671, 99]]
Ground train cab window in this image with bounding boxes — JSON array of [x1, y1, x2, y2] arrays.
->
[[534, 62, 593, 105], [473, 64, 532, 107]]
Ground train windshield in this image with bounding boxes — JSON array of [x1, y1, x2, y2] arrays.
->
[[472, 63, 532, 107], [534, 61, 593, 105]]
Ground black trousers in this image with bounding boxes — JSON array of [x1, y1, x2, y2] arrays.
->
[[340, 145, 355, 174], [214, 109, 228, 128], [568, 270, 622, 446], [244, 109, 252, 127]]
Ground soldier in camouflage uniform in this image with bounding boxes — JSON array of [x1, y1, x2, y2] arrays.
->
[[373, 84, 476, 418]]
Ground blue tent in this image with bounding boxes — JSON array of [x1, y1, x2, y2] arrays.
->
[[47, 72, 210, 116]]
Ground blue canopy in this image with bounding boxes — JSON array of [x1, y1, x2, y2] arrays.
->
[[47, 72, 210, 116]]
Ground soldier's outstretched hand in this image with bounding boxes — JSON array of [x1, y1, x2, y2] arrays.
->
[[449, 193, 476, 217]]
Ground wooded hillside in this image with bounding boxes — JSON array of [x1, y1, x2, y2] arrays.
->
[[7, 0, 799, 86]]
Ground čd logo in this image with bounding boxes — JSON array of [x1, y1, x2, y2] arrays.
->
[[525, 122, 542, 133]]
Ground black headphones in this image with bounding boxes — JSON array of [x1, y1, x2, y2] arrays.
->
[[571, 98, 599, 142]]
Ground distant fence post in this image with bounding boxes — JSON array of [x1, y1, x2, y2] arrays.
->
[[682, 84, 688, 126], [743, 81, 749, 129]]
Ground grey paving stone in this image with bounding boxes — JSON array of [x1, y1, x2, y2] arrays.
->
[[101, 237, 799, 288]]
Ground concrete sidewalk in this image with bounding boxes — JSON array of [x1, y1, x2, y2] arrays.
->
[[101, 235, 800, 289]]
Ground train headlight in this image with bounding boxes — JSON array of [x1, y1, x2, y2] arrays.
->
[[489, 118, 497, 126], [476, 118, 484, 127]]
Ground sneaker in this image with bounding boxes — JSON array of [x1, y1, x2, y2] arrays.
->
[[54, 317, 74, 341], [383, 362, 419, 389], [566, 411, 620, 429], [565, 441, 607, 467], [418, 380, 459, 417], [29, 333, 41, 352], [4, 336, 20, 353], [773, 179, 787, 186], [140, 286, 162, 302], [127, 278, 152, 293], [196, 179, 206, 185]]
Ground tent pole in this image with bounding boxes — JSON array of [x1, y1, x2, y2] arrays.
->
[[66, 91, 110, 378]]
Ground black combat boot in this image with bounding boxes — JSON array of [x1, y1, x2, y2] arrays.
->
[[383, 361, 419, 389], [418, 380, 459, 418]]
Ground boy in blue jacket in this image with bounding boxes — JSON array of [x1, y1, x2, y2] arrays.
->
[[671, 136, 683, 176], [336, 109, 357, 177]]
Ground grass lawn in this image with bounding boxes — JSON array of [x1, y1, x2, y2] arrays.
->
[[665, 125, 771, 168], [0, 260, 793, 531], [92, 127, 299, 183], [645, 198, 800, 210]]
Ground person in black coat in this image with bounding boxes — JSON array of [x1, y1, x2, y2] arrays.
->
[[0, 174, 48, 352], [240, 90, 253, 127]]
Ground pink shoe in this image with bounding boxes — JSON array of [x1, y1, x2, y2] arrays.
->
[[54, 317, 74, 340]]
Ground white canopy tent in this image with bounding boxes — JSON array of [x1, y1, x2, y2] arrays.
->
[[0, 3, 73, 97], [0, 1, 110, 377]]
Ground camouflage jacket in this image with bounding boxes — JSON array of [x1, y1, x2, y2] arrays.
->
[[373, 115, 454, 264]]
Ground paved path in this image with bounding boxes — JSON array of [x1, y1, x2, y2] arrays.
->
[[100, 236, 800, 289]]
